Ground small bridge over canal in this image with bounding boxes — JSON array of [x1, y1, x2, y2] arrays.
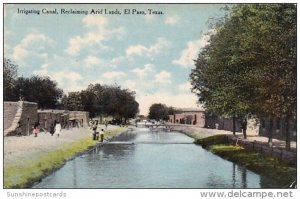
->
[[136, 122, 174, 132]]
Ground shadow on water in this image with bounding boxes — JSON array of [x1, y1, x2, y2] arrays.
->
[[109, 130, 138, 142], [32, 128, 282, 188]]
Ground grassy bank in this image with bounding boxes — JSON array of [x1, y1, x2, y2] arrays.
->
[[195, 135, 296, 187], [194, 134, 229, 147], [172, 126, 209, 140], [4, 127, 127, 188]]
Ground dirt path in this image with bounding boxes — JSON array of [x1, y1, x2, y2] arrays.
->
[[4, 125, 119, 166], [169, 124, 296, 150]]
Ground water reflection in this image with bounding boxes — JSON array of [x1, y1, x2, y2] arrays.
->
[[110, 131, 137, 142], [241, 166, 247, 189], [232, 163, 236, 188], [72, 159, 77, 188], [33, 128, 279, 188]]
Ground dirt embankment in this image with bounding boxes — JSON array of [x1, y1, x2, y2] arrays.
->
[[4, 125, 127, 188], [4, 125, 122, 166]]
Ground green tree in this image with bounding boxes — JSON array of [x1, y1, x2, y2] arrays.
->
[[167, 106, 175, 115], [80, 84, 98, 117], [4, 58, 19, 101], [148, 103, 170, 121], [80, 83, 139, 121], [249, 4, 296, 149], [103, 86, 139, 121], [190, 4, 296, 146], [116, 89, 139, 122], [16, 76, 63, 109], [62, 92, 84, 111]]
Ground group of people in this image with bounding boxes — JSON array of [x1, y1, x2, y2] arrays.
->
[[17, 119, 107, 140], [91, 120, 105, 142], [32, 120, 62, 138]]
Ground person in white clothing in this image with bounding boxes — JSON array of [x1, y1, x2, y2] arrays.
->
[[100, 129, 105, 142], [55, 121, 62, 137]]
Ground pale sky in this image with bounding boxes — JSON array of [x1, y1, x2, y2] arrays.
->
[[4, 4, 226, 115]]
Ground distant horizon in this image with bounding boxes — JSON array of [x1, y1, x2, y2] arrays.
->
[[4, 4, 227, 115]]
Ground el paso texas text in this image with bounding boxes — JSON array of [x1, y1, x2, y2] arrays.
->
[[17, 8, 164, 15]]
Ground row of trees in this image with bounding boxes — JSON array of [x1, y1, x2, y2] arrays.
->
[[148, 103, 175, 121], [190, 4, 296, 149], [4, 58, 139, 121], [4, 58, 63, 109], [62, 84, 139, 121]]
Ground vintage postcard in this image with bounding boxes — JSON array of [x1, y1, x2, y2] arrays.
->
[[2, 2, 297, 197]]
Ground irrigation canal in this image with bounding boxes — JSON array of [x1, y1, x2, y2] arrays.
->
[[33, 128, 279, 188]]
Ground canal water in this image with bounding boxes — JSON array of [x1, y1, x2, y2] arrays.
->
[[33, 128, 278, 188]]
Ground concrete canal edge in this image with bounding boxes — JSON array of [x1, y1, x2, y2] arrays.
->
[[4, 127, 128, 188]]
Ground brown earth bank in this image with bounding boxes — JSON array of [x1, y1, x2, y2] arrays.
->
[[4, 125, 128, 188], [168, 123, 296, 150]]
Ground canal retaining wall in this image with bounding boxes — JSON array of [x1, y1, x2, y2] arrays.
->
[[230, 136, 296, 162]]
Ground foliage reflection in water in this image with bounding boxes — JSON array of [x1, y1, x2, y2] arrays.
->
[[33, 129, 278, 188]]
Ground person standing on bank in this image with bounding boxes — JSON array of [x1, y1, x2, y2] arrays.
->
[[241, 118, 247, 139], [33, 122, 40, 137], [92, 120, 98, 140], [55, 121, 62, 137], [50, 122, 55, 136], [100, 129, 105, 142], [105, 120, 108, 129]]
